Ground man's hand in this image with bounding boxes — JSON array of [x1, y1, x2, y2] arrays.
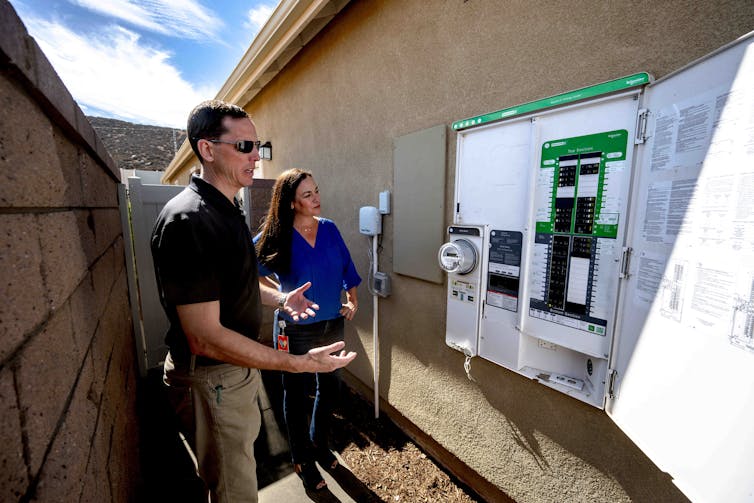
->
[[283, 282, 320, 321], [297, 341, 357, 373]]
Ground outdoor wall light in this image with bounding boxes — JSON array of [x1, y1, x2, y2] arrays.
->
[[259, 141, 272, 160]]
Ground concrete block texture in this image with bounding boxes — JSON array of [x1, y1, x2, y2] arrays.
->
[[35, 210, 121, 314], [1, 2, 118, 184], [95, 251, 121, 326], [53, 129, 85, 205], [29, 38, 78, 134], [35, 211, 89, 311], [69, 273, 98, 361], [0, 75, 85, 208], [90, 397, 114, 488], [91, 209, 125, 259], [31, 355, 97, 503], [248, 180, 274, 232], [0, 367, 28, 502], [90, 321, 114, 393], [112, 235, 125, 277], [0, 213, 47, 362], [1, 4, 140, 500], [78, 443, 112, 503], [80, 152, 118, 208], [108, 399, 134, 503], [92, 260, 122, 379], [15, 303, 79, 477]]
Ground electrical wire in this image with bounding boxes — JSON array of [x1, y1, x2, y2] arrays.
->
[[366, 235, 379, 296]]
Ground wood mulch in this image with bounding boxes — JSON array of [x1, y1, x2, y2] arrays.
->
[[329, 388, 481, 503]]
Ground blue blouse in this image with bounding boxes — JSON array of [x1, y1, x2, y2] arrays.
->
[[254, 218, 361, 324]]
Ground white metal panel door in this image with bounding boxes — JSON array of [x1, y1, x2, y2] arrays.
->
[[609, 33, 754, 503]]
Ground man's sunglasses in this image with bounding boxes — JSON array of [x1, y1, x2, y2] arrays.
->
[[205, 139, 261, 153]]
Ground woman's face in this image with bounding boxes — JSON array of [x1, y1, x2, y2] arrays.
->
[[292, 176, 321, 218]]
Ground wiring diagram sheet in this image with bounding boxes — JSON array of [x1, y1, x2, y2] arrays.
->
[[634, 79, 754, 353], [611, 40, 754, 503]]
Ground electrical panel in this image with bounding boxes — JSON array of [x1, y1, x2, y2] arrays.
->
[[440, 34, 754, 503], [441, 84, 640, 407]]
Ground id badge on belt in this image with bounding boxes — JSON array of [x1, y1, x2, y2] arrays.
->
[[277, 319, 289, 352]]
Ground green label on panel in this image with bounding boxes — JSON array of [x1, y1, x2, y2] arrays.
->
[[452, 73, 649, 131], [536, 130, 628, 239], [528, 130, 630, 334]]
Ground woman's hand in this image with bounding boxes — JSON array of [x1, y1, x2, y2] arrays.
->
[[339, 301, 358, 321], [283, 282, 320, 321]]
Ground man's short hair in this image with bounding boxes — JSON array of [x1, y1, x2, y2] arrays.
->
[[187, 100, 249, 164]]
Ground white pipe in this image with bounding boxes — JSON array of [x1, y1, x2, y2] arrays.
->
[[372, 234, 380, 419]]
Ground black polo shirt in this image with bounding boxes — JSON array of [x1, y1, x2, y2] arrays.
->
[[151, 175, 262, 366]]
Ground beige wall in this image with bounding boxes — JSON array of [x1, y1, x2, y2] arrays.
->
[[240, 1, 754, 501], [0, 3, 140, 501]]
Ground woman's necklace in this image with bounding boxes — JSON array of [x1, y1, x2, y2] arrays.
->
[[296, 219, 317, 233]]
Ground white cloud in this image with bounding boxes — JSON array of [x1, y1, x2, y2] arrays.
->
[[26, 18, 215, 127], [244, 3, 274, 38], [70, 0, 223, 40]]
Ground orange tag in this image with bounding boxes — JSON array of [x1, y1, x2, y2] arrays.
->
[[277, 334, 289, 352]]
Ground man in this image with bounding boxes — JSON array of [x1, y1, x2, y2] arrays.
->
[[151, 100, 357, 502]]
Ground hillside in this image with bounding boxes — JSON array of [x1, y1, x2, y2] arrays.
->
[[87, 116, 186, 171]]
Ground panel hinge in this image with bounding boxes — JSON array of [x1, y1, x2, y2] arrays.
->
[[635, 108, 649, 144], [619, 246, 632, 278], [607, 369, 618, 399]]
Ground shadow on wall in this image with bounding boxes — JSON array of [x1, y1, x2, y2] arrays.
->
[[343, 319, 377, 398], [474, 361, 686, 503]]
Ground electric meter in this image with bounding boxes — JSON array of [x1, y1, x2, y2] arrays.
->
[[438, 239, 477, 274], [438, 225, 486, 357]]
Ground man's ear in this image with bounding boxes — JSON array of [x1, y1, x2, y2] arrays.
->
[[197, 139, 214, 163]]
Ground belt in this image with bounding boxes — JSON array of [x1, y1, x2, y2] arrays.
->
[[194, 356, 223, 366], [169, 353, 223, 368]]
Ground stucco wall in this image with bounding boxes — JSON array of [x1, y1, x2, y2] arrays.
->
[[242, 1, 753, 501], [0, 2, 140, 501]]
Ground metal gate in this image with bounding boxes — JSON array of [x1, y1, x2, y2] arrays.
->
[[118, 174, 183, 376]]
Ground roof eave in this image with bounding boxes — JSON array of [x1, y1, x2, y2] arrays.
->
[[163, 0, 350, 184]]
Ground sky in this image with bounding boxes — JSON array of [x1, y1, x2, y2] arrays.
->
[[8, 0, 279, 128]]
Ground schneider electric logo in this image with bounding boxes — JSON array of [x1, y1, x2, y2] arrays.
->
[[607, 133, 623, 139], [625, 77, 645, 85]]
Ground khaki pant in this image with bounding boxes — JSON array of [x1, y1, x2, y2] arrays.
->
[[164, 352, 262, 503]]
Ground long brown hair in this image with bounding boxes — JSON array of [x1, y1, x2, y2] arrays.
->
[[256, 168, 312, 273]]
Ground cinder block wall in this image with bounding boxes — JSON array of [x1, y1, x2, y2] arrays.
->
[[247, 179, 277, 343], [0, 2, 140, 501], [248, 178, 274, 234]]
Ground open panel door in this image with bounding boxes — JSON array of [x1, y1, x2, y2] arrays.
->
[[608, 33, 754, 502]]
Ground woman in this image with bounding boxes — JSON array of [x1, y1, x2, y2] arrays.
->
[[255, 168, 361, 491]]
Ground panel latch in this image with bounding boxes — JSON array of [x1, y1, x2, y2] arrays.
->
[[607, 369, 618, 399], [619, 247, 632, 279], [635, 108, 649, 144]]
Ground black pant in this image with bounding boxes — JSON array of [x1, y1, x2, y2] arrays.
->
[[281, 317, 344, 464]]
